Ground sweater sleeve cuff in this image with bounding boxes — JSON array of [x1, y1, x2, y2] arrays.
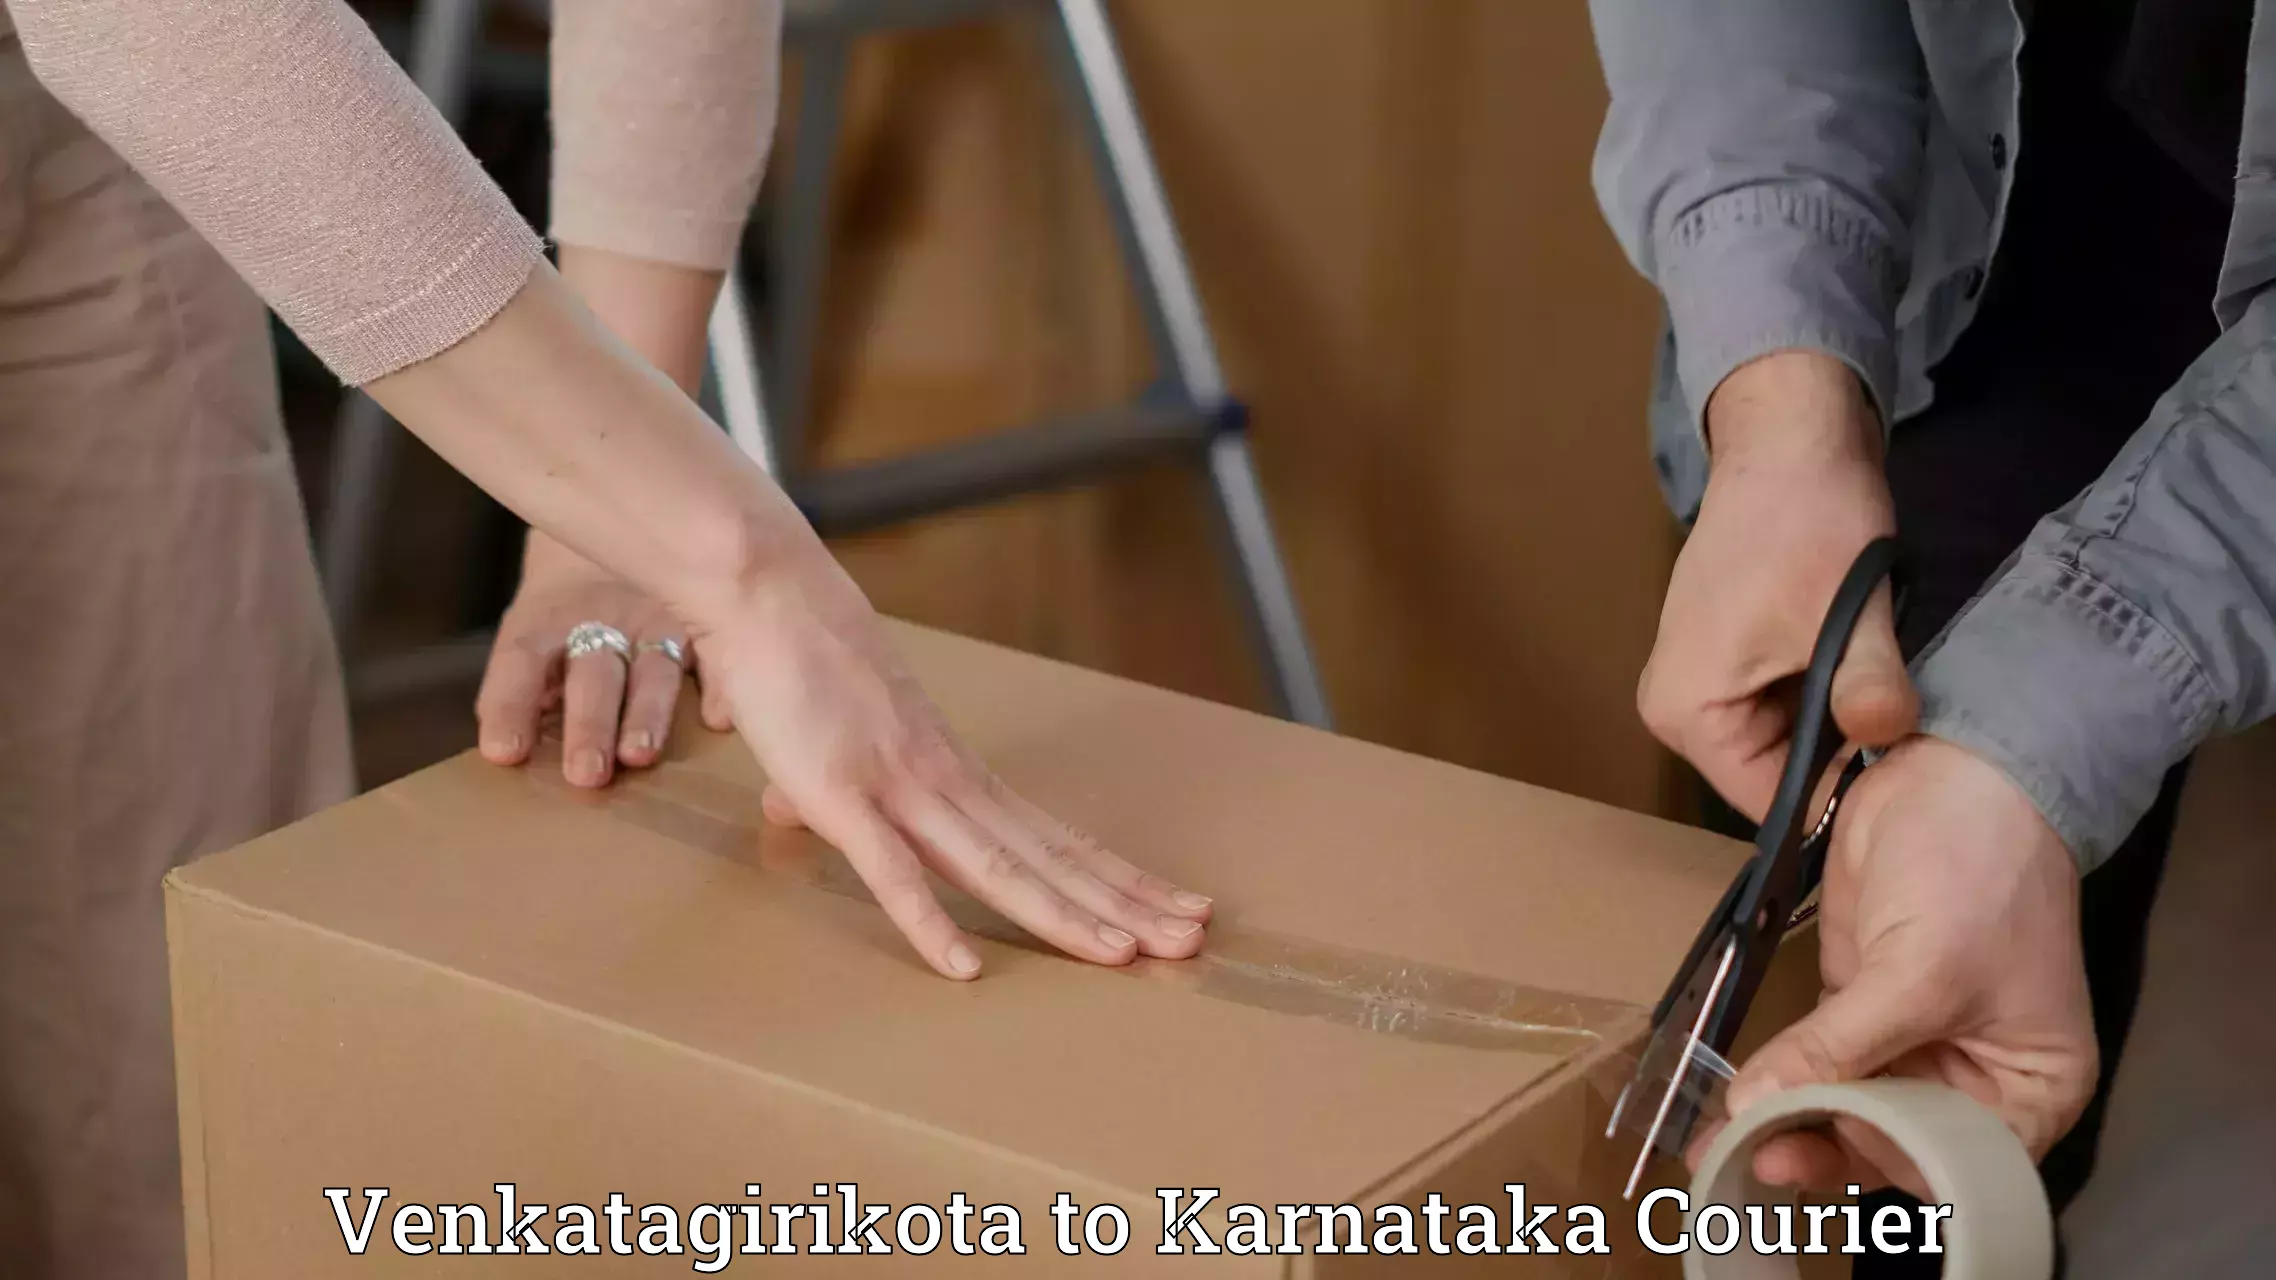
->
[[1911, 556, 2219, 873], [1656, 185, 1904, 437], [322, 209, 546, 387], [548, 197, 747, 274]]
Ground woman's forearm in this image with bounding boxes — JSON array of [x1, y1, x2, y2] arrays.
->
[[516, 246, 731, 581], [549, 0, 779, 274], [365, 263, 817, 632], [537, 0, 779, 585], [12, 0, 1215, 982], [14, 0, 808, 630], [12, 0, 550, 385], [556, 247, 724, 396]]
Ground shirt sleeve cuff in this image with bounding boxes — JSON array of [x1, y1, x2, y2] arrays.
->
[[1655, 185, 1905, 438], [1911, 555, 2219, 873]]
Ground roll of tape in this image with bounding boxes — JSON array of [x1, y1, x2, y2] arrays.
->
[[1683, 1080, 2052, 1279]]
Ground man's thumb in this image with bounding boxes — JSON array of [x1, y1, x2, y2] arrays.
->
[[1725, 968, 1938, 1117], [1830, 582, 1917, 747]]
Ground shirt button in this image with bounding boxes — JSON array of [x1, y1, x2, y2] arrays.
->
[[1963, 266, 1987, 299], [1991, 133, 2008, 171]]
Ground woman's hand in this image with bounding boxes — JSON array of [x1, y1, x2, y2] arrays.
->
[[693, 551, 1215, 980], [478, 529, 1214, 980], [477, 531, 731, 786], [442, 249, 1207, 978], [471, 249, 733, 787]]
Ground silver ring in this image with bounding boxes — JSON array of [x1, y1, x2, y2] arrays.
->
[[639, 637, 686, 666], [564, 621, 632, 664]]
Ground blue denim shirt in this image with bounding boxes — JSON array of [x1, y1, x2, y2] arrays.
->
[[1591, 0, 2276, 870]]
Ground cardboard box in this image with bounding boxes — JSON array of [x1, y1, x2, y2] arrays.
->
[[166, 623, 1807, 1276]]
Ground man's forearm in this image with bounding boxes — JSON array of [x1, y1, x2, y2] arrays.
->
[[1706, 351, 1883, 466], [1588, 0, 1928, 434], [1913, 288, 2276, 869]]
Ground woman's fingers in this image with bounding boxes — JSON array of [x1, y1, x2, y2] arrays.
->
[[993, 784, 1212, 922], [694, 649, 736, 732], [761, 785, 807, 828], [560, 645, 629, 787], [700, 687, 736, 732], [816, 801, 984, 981], [893, 790, 1138, 967], [616, 637, 687, 767], [474, 565, 713, 782], [958, 786, 1205, 959], [475, 634, 554, 765]]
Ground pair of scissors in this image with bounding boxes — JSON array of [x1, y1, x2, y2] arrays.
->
[[1608, 536, 1902, 1199]]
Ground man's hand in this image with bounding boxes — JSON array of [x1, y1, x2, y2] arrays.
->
[[1642, 351, 1917, 820], [1711, 737, 2098, 1197]]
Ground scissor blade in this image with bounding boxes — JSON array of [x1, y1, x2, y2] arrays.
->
[[1622, 936, 1738, 1200], [1605, 1078, 1635, 1141]]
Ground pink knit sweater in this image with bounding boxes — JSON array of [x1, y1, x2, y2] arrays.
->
[[1, 0, 780, 385]]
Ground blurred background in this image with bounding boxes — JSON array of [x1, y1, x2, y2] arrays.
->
[[314, 0, 1684, 818]]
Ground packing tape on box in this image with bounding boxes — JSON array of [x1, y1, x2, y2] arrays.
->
[[515, 751, 1648, 1274], [512, 750, 1647, 1055], [517, 746, 2051, 1271], [1683, 1079, 2053, 1278]]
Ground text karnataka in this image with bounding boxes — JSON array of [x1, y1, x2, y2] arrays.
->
[[325, 1183, 1956, 1268]]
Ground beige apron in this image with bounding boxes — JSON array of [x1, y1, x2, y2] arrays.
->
[[0, 27, 355, 1280]]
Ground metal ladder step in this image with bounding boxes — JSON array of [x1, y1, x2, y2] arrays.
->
[[794, 401, 1229, 536]]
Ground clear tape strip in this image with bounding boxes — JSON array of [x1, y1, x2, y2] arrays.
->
[[512, 744, 1647, 1056], [510, 743, 1719, 1267], [1595, 1021, 1738, 1160]]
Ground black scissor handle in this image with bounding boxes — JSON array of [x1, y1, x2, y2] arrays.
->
[[1729, 536, 1903, 953], [1642, 537, 1903, 1031], [1624, 538, 1905, 1169]]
